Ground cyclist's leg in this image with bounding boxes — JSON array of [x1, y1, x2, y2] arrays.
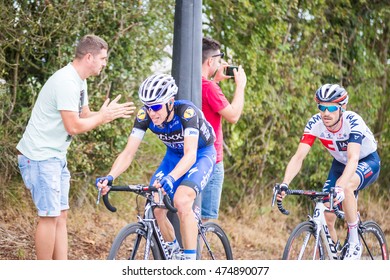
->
[[343, 152, 381, 243], [154, 208, 176, 241], [174, 185, 198, 259], [177, 145, 216, 259], [322, 159, 343, 243], [150, 152, 178, 243]]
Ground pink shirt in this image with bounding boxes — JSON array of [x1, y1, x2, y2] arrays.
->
[[202, 76, 229, 163]]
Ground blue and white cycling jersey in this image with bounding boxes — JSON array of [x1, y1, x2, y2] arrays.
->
[[130, 100, 216, 197], [300, 111, 377, 164], [130, 100, 215, 154]]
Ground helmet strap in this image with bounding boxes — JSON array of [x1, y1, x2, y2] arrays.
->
[[163, 102, 174, 124], [325, 109, 343, 131]]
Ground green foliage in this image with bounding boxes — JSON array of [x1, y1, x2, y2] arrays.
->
[[0, 0, 174, 204], [0, 0, 388, 211], [202, 0, 389, 207]]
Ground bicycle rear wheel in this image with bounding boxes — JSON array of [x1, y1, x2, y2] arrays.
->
[[107, 223, 162, 260], [283, 221, 326, 260], [359, 220, 388, 260], [197, 222, 233, 260]]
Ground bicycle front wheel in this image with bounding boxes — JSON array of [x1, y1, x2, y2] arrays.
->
[[197, 222, 233, 260], [107, 223, 162, 260], [360, 220, 388, 260], [283, 221, 326, 260]]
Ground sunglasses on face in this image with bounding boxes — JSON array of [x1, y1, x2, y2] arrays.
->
[[317, 104, 340, 113], [145, 104, 163, 112], [211, 52, 224, 59]]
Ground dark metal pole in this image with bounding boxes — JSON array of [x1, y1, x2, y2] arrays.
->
[[169, 0, 202, 247], [171, 0, 202, 107]]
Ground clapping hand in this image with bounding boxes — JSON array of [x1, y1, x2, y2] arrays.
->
[[99, 94, 136, 124]]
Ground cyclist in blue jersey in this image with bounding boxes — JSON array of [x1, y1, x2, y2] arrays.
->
[[277, 84, 380, 260], [96, 74, 216, 260]]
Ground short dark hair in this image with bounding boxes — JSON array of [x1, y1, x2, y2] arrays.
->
[[202, 37, 221, 63], [75, 35, 108, 59]]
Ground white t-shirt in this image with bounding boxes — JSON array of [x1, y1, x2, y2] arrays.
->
[[17, 63, 88, 160], [300, 111, 377, 164]]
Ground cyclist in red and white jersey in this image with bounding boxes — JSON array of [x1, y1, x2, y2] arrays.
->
[[278, 84, 380, 260]]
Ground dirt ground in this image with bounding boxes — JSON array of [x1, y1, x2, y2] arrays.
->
[[1, 193, 389, 260], [0, 198, 289, 260]]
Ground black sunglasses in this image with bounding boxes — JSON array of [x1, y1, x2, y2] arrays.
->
[[211, 52, 224, 59]]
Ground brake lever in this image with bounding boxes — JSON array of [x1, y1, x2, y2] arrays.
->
[[158, 188, 164, 206], [96, 187, 102, 205], [271, 184, 280, 207], [329, 187, 335, 210]]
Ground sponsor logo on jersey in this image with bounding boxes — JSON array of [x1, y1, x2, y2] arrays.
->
[[305, 114, 321, 130], [166, 142, 185, 149], [183, 107, 196, 121], [169, 120, 180, 128], [137, 108, 147, 121], [346, 114, 359, 129], [319, 138, 336, 151], [336, 140, 349, 151], [200, 123, 211, 140], [158, 133, 183, 141]]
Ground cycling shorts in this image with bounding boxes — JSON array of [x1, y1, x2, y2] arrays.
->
[[150, 145, 216, 199], [322, 151, 380, 198]]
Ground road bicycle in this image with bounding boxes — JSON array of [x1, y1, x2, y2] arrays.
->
[[97, 184, 233, 260], [272, 184, 388, 260]]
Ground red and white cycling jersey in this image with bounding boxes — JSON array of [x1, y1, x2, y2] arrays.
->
[[300, 111, 377, 164]]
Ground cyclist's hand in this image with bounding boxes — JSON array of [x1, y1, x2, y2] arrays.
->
[[95, 175, 113, 195], [333, 186, 345, 205], [276, 183, 289, 201], [159, 175, 175, 198]]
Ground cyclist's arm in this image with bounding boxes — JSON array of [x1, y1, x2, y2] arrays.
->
[[169, 134, 198, 181], [107, 135, 142, 179], [334, 142, 360, 188], [282, 142, 311, 184]]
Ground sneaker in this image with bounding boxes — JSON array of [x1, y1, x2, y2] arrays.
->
[[171, 249, 185, 260], [344, 242, 362, 260]]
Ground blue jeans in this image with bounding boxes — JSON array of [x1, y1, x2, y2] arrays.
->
[[201, 161, 224, 219], [18, 155, 70, 217]]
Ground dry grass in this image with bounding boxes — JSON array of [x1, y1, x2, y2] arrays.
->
[[1, 186, 389, 260]]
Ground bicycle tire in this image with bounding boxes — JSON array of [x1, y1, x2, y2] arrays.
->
[[107, 222, 163, 260], [197, 222, 233, 260], [359, 220, 389, 260], [282, 221, 327, 260]]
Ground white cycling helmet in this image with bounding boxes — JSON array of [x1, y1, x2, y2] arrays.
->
[[138, 74, 178, 105], [315, 83, 348, 105]]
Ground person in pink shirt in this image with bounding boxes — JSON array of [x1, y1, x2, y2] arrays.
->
[[201, 37, 247, 221]]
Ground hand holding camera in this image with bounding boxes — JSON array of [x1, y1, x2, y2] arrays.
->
[[225, 66, 239, 77]]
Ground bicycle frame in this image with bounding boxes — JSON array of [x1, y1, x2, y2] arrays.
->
[[135, 194, 172, 260], [102, 184, 233, 260], [194, 207, 217, 260], [307, 198, 339, 260]]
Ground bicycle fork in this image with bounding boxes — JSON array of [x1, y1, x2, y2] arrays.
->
[[304, 203, 339, 260], [143, 219, 171, 260]]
